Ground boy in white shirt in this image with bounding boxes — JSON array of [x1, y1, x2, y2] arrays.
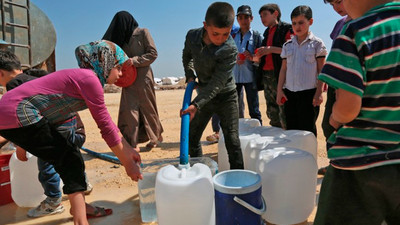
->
[[276, 5, 327, 135]]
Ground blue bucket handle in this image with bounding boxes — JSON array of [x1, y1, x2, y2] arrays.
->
[[233, 195, 266, 215]]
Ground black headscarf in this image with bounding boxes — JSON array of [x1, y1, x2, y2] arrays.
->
[[102, 11, 139, 48]]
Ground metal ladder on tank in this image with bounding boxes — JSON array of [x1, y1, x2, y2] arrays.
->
[[1, 0, 32, 68]]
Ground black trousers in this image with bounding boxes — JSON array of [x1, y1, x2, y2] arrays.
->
[[189, 89, 244, 169], [315, 164, 400, 225], [284, 88, 319, 136], [0, 118, 86, 194]]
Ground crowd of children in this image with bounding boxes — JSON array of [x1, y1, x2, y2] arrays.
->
[[184, 1, 400, 224], [0, 1, 399, 224]]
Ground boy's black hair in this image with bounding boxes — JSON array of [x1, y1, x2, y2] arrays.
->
[[323, 0, 335, 3], [259, 4, 281, 22], [205, 2, 235, 28], [24, 68, 49, 78], [0, 50, 21, 71], [291, 5, 313, 20]]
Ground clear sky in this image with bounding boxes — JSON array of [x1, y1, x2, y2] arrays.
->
[[33, 0, 342, 78]]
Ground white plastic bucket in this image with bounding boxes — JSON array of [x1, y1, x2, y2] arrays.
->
[[9, 152, 46, 207], [155, 163, 215, 225], [256, 147, 317, 224]]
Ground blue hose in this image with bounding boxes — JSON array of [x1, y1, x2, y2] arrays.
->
[[80, 146, 121, 164], [180, 81, 196, 165], [80, 82, 196, 166]]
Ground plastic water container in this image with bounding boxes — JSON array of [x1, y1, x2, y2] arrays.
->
[[238, 118, 261, 130], [155, 163, 215, 225], [277, 129, 318, 161], [245, 136, 291, 172], [256, 147, 317, 224], [245, 129, 317, 172], [213, 170, 265, 225], [9, 152, 46, 207], [218, 118, 261, 171], [0, 142, 16, 151], [138, 172, 158, 222], [139, 157, 218, 222], [252, 126, 284, 137]]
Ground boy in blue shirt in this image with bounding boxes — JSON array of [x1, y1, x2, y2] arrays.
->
[[181, 2, 244, 169], [232, 5, 263, 124]]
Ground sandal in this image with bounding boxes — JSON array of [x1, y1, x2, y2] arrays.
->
[[87, 206, 113, 219], [206, 133, 219, 143], [146, 136, 163, 149], [146, 142, 158, 149]]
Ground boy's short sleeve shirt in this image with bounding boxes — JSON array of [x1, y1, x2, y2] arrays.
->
[[318, 2, 400, 169], [281, 32, 327, 92]]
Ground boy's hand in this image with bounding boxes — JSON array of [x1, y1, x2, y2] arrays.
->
[[255, 46, 271, 57], [313, 93, 323, 106], [237, 54, 246, 65], [180, 104, 197, 121], [276, 89, 287, 106], [16, 146, 28, 161], [243, 51, 253, 61]]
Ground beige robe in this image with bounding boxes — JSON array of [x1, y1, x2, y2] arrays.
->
[[118, 27, 163, 146]]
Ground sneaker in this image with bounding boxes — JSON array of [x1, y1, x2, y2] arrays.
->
[[84, 182, 93, 195], [27, 199, 65, 217], [206, 133, 219, 143]]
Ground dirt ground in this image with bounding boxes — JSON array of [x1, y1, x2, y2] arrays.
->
[[0, 89, 329, 225]]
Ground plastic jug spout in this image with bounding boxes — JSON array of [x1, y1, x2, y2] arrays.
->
[[178, 163, 190, 170]]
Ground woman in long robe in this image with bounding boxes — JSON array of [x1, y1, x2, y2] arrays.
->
[[103, 11, 163, 149]]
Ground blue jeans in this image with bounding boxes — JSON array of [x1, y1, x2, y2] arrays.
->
[[37, 158, 61, 198], [236, 82, 262, 125]]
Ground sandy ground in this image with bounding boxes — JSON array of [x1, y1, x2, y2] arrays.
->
[[0, 89, 329, 225]]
